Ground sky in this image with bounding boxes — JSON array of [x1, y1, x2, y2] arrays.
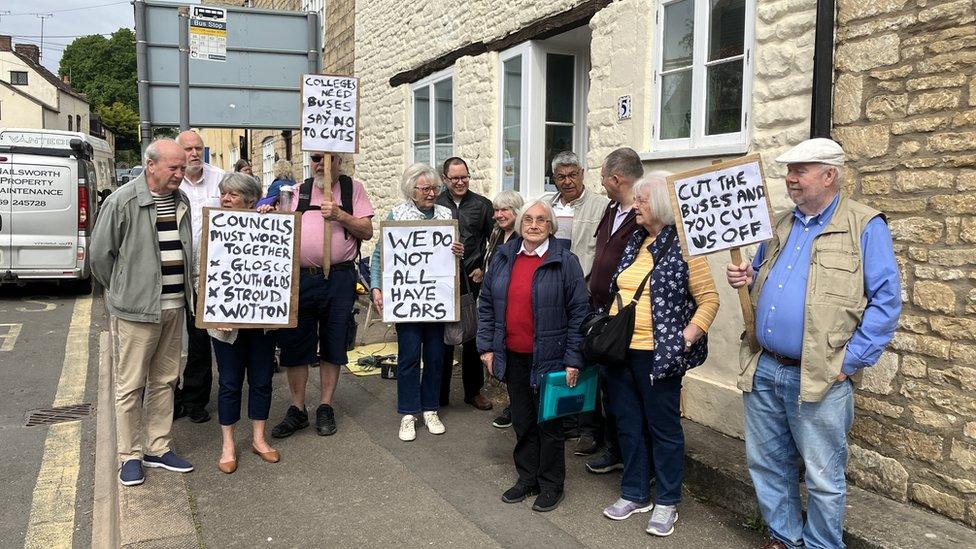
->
[[0, 0, 201, 75]]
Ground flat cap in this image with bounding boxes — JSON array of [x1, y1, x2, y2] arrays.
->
[[775, 138, 845, 166]]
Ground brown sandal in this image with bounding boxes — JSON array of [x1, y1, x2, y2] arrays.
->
[[251, 446, 280, 463]]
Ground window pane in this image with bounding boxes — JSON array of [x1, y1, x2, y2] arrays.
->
[[545, 54, 575, 124], [663, 0, 695, 71], [434, 78, 453, 144], [709, 0, 745, 61], [544, 124, 573, 192], [435, 143, 453, 170], [706, 59, 743, 135], [413, 143, 431, 164], [413, 86, 430, 143], [660, 69, 692, 139], [502, 57, 522, 191]]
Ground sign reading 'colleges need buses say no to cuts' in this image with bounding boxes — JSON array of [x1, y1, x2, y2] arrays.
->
[[301, 74, 359, 154], [667, 154, 775, 258]]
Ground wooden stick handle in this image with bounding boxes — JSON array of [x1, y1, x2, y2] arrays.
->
[[729, 247, 758, 352], [322, 153, 332, 278]]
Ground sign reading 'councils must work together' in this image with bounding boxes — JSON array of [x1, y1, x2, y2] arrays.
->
[[380, 220, 459, 324], [667, 154, 774, 258], [301, 74, 359, 153], [197, 208, 301, 329]]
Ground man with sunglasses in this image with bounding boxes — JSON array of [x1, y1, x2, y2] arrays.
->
[[436, 157, 495, 411], [268, 153, 375, 438]]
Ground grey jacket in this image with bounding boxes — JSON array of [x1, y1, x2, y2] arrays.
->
[[90, 175, 195, 323]]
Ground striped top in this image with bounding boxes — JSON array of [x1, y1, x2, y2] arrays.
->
[[152, 192, 186, 310], [612, 244, 720, 350]]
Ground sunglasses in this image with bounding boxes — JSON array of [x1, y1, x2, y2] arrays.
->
[[311, 155, 324, 162]]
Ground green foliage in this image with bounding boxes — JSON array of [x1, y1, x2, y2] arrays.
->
[[96, 101, 139, 148]]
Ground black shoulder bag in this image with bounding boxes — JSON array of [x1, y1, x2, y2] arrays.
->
[[580, 230, 677, 367]]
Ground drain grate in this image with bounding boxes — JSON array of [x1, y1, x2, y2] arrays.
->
[[24, 403, 93, 427]]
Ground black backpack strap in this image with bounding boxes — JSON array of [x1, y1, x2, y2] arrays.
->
[[295, 178, 317, 213], [337, 174, 361, 257]]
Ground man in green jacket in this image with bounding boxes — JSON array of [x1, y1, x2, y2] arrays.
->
[[91, 139, 197, 487]]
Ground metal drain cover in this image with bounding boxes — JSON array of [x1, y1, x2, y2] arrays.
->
[[24, 403, 93, 427]]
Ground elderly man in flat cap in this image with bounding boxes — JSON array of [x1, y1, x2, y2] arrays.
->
[[726, 138, 901, 549]]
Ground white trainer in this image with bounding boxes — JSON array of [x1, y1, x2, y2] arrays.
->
[[399, 415, 417, 441], [423, 411, 446, 435]]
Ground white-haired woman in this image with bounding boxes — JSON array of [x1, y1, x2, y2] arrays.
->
[[370, 163, 464, 442], [477, 198, 589, 513], [599, 172, 719, 536], [263, 159, 296, 202]]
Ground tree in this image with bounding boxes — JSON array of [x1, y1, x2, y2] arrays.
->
[[96, 101, 139, 149]]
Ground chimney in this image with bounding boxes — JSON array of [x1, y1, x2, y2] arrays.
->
[[15, 44, 40, 64], [61, 74, 71, 85], [0, 35, 12, 52]]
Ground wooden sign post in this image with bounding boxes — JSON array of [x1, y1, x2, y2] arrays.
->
[[300, 74, 360, 278], [666, 154, 774, 350], [379, 220, 460, 324]]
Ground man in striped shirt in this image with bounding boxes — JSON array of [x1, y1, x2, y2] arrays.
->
[[91, 139, 197, 487]]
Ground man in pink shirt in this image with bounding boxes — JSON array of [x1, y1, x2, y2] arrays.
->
[[270, 154, 374, 438]]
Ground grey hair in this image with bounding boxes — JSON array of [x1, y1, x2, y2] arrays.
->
[[492, 189, 524, 213], [516, 197, 559, 236], [633, 170, 676, 225], [822, 164, 845, 189], [143, 138, 179, 165], [603, 147, 644, 181], [400, 162, 441, 201], [218, 172, 263, 208], [273, 159, 293, 180], [550, 150, 581, 173]]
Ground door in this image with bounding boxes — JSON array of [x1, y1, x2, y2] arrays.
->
[[0, 153, 11, 272], [9, 155, 78, 273]]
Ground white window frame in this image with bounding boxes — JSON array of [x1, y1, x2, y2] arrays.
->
[[409, 67, 454, 167], [648, 0, 755, 160], [261, 137, 275, 188], [497, 41, 589, 198]]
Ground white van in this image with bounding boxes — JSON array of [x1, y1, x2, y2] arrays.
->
[[0, 128, 109, 291]]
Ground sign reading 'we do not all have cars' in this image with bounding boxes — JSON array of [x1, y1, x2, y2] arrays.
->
[[197, 208, 301, 329], [380, 220, 459, 324]]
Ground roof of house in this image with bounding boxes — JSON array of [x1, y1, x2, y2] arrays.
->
[[8, 49, 89, 104], [0, 79, 59, 113]]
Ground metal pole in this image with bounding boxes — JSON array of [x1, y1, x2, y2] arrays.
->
[[810, 0, 836, 138], [306, 11, 320, 74], [178, 7, 191, 131], [134, 0, 153, 156]]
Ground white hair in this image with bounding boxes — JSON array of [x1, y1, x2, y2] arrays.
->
[[400, 163, 440, 201], [550, 150, 581, 173], [492, 189, 525, 213], [633, 170, 676, 225], [516, 198, 558, 236], [143, 138, 178, 165]]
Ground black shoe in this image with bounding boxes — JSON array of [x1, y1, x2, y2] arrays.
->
[[586, 449, 624, 474], [187, 407, 211, 423], [316, 404, 337, 436], [173, 403, 187, 420], [501, 483, 539, 503], [574, 433, 599, 456], [271, 406, 309, 438], [531, 489, 564, 512], [492, 406, 512, 429]]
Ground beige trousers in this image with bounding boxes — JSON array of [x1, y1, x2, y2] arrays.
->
[[113, 308, 184, 462]]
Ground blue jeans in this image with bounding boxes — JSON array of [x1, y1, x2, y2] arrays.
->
[[395, 322, 445, 415], [744, 352, 854, 549], [605, 350, 683, 505], [212, 330, 275, 426]]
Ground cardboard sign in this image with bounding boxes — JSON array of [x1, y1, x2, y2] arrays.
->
[[196, 208, 301, 329], [667, 154, 774, 258], [301, 74, 359, 154], [380, 220, 459, 323]]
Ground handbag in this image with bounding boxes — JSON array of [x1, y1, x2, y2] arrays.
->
[[444, 269, 478, 345], [581, 230, 676, 367]]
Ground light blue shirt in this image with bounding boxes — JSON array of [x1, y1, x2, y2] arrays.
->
[[753, 194, 901, 375]]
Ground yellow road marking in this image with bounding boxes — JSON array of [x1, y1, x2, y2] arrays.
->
[[0, 323, 22, 351], [24, 295, 92, 549]]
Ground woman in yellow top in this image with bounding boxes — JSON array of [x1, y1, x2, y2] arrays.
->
[[600, 172, 719, 537]]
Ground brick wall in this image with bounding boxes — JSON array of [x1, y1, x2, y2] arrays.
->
[[832, 0, 976, 526]]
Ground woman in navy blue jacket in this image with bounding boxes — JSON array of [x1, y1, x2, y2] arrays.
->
[[477, 198, 589, 513]]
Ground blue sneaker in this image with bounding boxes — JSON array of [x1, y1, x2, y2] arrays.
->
[[603, 497, 653, 520], [119, 459, 145, 486], [143, 451, 194, 473], [646, 504, 678, 536]]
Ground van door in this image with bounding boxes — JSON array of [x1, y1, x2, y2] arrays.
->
[[9, 154, 78, 273], [0, 153, 11, 273]]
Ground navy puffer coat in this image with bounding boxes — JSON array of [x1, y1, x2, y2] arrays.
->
[[477, 236, 590, 388]]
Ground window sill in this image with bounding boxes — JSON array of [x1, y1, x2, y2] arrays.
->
[[640, 144, 749, 162]]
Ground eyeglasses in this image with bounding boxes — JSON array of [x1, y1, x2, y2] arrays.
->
[[310, 155, 324, 162], [521, 216, 551, 227], [554, 171, 581, 182], [446, 176, 470, 184], [415, 185, 440, 195]]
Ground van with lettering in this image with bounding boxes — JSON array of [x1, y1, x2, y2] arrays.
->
[[0, 128, 106, 291]]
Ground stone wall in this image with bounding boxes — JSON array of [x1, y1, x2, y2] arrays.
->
[[832, 0, 976, 526]]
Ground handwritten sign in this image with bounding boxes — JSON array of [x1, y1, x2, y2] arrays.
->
[[301, 74, 359, 154], [196, 208, 301, 329], [667, 154, 774, 257], [380, 220, 459, 323]]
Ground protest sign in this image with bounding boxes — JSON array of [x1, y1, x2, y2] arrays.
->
[[380, 220, 459, 324], [667, 154, 774, 258], [196, 208, 301, 329], [301, 74, 359, 154]]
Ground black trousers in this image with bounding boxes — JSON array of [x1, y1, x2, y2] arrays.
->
[[578, 364, 620, 457], [507, 351, 565, 491], [176, 308, 213, 411], [440, 280, 484, 403]]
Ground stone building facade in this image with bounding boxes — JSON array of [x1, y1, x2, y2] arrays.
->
[[355, 0, 820, 440], [831, 0, 976, 527]]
